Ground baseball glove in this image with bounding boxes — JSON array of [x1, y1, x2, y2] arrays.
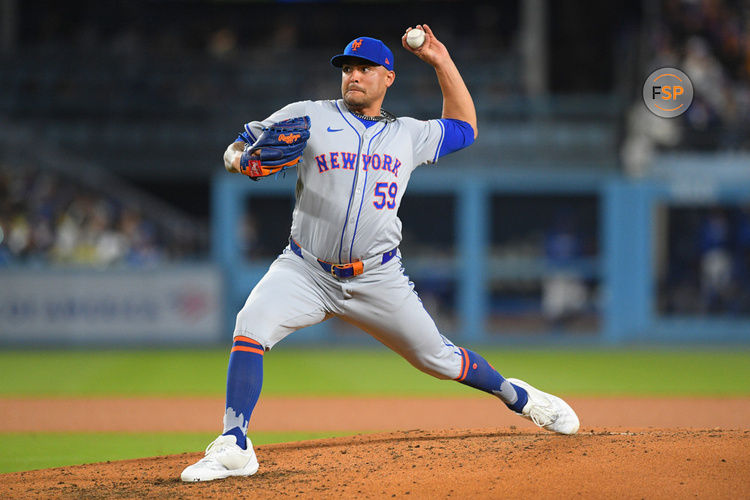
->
[[239, 116, 311, 179]]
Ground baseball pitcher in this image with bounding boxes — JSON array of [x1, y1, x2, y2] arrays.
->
[[181, 25, 579, 482]]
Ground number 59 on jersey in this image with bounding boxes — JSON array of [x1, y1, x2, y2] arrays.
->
[[373, 182, 398, 209]]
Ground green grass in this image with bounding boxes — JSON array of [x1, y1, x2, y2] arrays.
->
[[0, 431, 352, 474], [1, 348, 749, 397], [1, 348, 749, 474]]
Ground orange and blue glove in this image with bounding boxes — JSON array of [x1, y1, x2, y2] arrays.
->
[[239, 116, 311, 179]]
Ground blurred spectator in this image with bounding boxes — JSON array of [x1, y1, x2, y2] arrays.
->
[[207, 27, 238, 59], [621, 102, 681, 177], [541, 213, 588, 328], [623, 0, 750, 173], [735, 207, 750, 308], [698, 209, 733, 312], [660, 204, 750, 316], [0, 164, 202, 267]]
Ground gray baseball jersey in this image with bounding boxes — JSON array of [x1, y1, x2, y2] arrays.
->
[[242, 99, 446, 264], [234, 98, 463, 379]]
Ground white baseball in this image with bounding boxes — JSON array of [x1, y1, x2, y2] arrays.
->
[[406, 28, 425, 49]]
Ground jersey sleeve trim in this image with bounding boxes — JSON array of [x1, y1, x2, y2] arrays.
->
[[436, 118, 475, 158], [432, 119, 446, 164]]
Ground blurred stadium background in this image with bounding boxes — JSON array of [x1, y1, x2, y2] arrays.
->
[[1, 0, 749, 347]]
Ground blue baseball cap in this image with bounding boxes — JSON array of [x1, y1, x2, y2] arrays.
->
[[330, 37, 394, 71]]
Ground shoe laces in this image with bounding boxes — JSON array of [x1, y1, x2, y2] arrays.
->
[[527, 403, 557, 428], [204, 435, 236, 456]]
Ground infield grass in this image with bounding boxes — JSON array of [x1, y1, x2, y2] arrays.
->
[[2, 348, 749, 473], [1, 348, 749, 397], [0, 431, 353, 474]]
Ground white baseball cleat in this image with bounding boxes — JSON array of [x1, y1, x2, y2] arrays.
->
[[507, 378, 580, 435], [180, 435, 259, 482]]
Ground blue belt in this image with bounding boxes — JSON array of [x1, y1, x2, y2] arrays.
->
[[290, 238, 397, 279]]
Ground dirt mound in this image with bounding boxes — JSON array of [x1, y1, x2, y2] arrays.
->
[[2, 428, 748, 499]]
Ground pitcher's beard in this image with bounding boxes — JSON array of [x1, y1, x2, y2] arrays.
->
[[344, 98, 362, 111]]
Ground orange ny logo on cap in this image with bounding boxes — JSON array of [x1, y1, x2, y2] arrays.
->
[[352, 39, 363, 51], [278, 133, 301, 144]]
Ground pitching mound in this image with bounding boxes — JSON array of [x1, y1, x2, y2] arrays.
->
[[2, 428, 748, 499]]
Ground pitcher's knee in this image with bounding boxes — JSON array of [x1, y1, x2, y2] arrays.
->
[[231, 331, 266, 348], [234, 307, 252, 331], [408, 350, 462, 380], [233, 309, 273, 350]]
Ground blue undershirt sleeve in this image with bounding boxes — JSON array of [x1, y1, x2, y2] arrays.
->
[[236, 128, 257, 144], [437, 119, 475, 158]]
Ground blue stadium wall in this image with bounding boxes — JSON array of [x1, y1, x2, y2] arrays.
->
[[213, 154, 750, 345]]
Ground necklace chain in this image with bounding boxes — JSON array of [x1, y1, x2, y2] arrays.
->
[[347, 107, 396, 123], [350, 109, 387, 121]]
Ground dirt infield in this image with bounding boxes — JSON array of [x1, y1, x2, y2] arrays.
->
[[2, 428, 749, 499], [3, 396, 750, 431], [1, 397, 749, 498]]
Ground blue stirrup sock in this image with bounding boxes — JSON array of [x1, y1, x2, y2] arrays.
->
[[222, 336, 264, 450], [455, 348, 528, 413]]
